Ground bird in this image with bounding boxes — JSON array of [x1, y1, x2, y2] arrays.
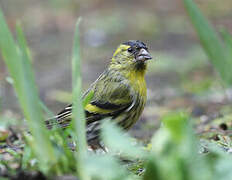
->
[[46, 40, 152, 150]]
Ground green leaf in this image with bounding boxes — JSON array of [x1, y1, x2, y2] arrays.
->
[[162, 112, 189, 143], [71, 17, 90, 180], [101, 119, 147, 159], [143, 158, 161, 180], [85, 154, 130, 180], [149, 111, 213, 180]]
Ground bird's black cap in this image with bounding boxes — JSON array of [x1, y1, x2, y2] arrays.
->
[[123, 40, 148, 50]]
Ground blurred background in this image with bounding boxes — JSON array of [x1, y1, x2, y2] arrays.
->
[[0, 0, 232, 141]]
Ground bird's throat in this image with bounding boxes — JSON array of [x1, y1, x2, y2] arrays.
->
[[134, 61, 147, 71]]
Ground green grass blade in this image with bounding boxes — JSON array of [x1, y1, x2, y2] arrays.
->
[[221, 30, 232, 58], [15, 24, 55, 118], [183, 0, 232, 85], [0, 10, 56, 170], [15, 24, 56, 165], [71, 17, 90, 180], [82, 90, 94, 108], [39, 100, 55, 118]]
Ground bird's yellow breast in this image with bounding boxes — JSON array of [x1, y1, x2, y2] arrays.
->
[[127, 68, 147, 101], [117, 68, 147, 130]]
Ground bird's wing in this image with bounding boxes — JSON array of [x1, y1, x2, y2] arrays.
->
[[84, 73, 133, 125], [46, 71, 133, 129]]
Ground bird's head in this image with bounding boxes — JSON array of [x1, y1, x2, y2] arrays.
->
[[110, 40, 152, 71]]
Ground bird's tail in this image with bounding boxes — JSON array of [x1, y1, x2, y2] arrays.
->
[[45, 117, 58, 130], [45, 115, 72, 130], [45, 104, 73, 129]]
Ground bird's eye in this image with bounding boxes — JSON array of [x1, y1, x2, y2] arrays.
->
[[127, 47, 133, 53]]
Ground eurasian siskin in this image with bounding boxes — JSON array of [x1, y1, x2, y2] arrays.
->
[[46, 40, 152, 149]]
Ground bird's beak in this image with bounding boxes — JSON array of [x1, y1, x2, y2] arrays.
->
[[136, 48, 152, 61]]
